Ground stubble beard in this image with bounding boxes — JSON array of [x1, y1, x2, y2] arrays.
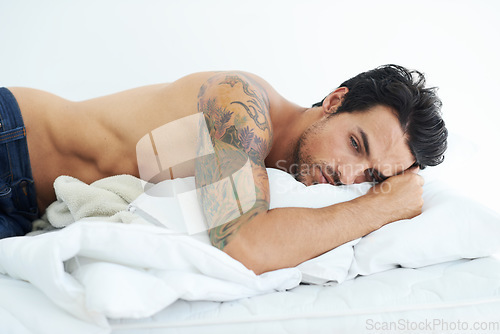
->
[[291, 121, 324, 185], [290, 117, 344, 186]]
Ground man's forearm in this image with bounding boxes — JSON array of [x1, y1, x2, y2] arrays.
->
[[224, 193, 386, 275]]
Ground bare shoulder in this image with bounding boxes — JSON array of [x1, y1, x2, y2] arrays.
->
[[179, 70, 284, 105], [196, 71, 275, 159]]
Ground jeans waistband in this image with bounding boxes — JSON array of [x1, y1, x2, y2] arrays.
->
[[0, 88, 27, 144]]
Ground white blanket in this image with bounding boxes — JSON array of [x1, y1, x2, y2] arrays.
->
[[1, 168, 499, 328], [0, 222, 300, 326], [0, 173, 301, 326]]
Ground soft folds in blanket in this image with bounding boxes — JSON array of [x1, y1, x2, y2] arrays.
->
[[0, 222, 301, 325]]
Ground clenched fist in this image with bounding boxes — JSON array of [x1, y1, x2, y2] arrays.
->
[[365, 170, 424, 228]]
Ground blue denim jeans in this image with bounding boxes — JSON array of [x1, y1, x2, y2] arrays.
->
[[0, 88, 39, 238]]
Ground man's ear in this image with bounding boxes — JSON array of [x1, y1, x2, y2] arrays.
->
[[322, 87, 348, 114]]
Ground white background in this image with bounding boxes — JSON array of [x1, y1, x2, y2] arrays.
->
[[0, 0, 499, 210]]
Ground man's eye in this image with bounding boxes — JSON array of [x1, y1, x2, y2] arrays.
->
[[350, 136, 359, 151]]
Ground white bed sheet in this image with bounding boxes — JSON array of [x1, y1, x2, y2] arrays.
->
[[0, 273, 108, 334], [109, 256, 500, 334], [1, 253, 499, 334]]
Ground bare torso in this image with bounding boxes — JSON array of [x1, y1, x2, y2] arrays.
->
[[9, 71, 298, 213]]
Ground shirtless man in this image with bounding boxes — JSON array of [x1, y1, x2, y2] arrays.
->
[[1, 64, 447, 274]]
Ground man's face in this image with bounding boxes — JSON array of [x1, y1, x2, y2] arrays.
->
[[292, 105, 415, 186]]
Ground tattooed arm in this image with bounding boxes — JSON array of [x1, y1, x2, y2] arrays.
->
[[195, 72, 272, 250], [195, 72, 409, 274]]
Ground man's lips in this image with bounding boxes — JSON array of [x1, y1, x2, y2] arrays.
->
[[310, 165, 342, 186], [322, 166, 344, 186], [320, 169, 330, 184], [311, 166, 327, 184], [319, 169, 328, 184], [318, 166, 335, 185]]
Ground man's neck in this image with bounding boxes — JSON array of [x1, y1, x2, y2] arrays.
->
[[265, 104, 320, 173]]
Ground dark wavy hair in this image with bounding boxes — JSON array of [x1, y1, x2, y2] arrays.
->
[[312, 64, 447, 169]]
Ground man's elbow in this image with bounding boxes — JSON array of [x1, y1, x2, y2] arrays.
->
[[208, 206, 273, 275], [208, 224, 267, 274], [223, 235, 271, 275]]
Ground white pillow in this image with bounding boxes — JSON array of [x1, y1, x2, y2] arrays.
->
[[131, 131, 500, 285], [267, 168, 500, 284], [267, 168, 371, 284]]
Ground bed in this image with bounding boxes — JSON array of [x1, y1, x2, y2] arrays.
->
[[2, 256, 500, 334], [1, 136, 499, 334], [2, 0, 500, 332], [111, 256, 500, 334]]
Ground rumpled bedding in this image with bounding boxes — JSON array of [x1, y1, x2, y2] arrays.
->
[[1, 168, 499, 326], [0, 221, 301, 326]]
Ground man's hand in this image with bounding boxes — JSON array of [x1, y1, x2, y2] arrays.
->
[[365, 169, 424, 228]]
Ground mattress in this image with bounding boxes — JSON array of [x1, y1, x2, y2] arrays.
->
[[1, 256, 500, 334], [109, 256, 500, 334]]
